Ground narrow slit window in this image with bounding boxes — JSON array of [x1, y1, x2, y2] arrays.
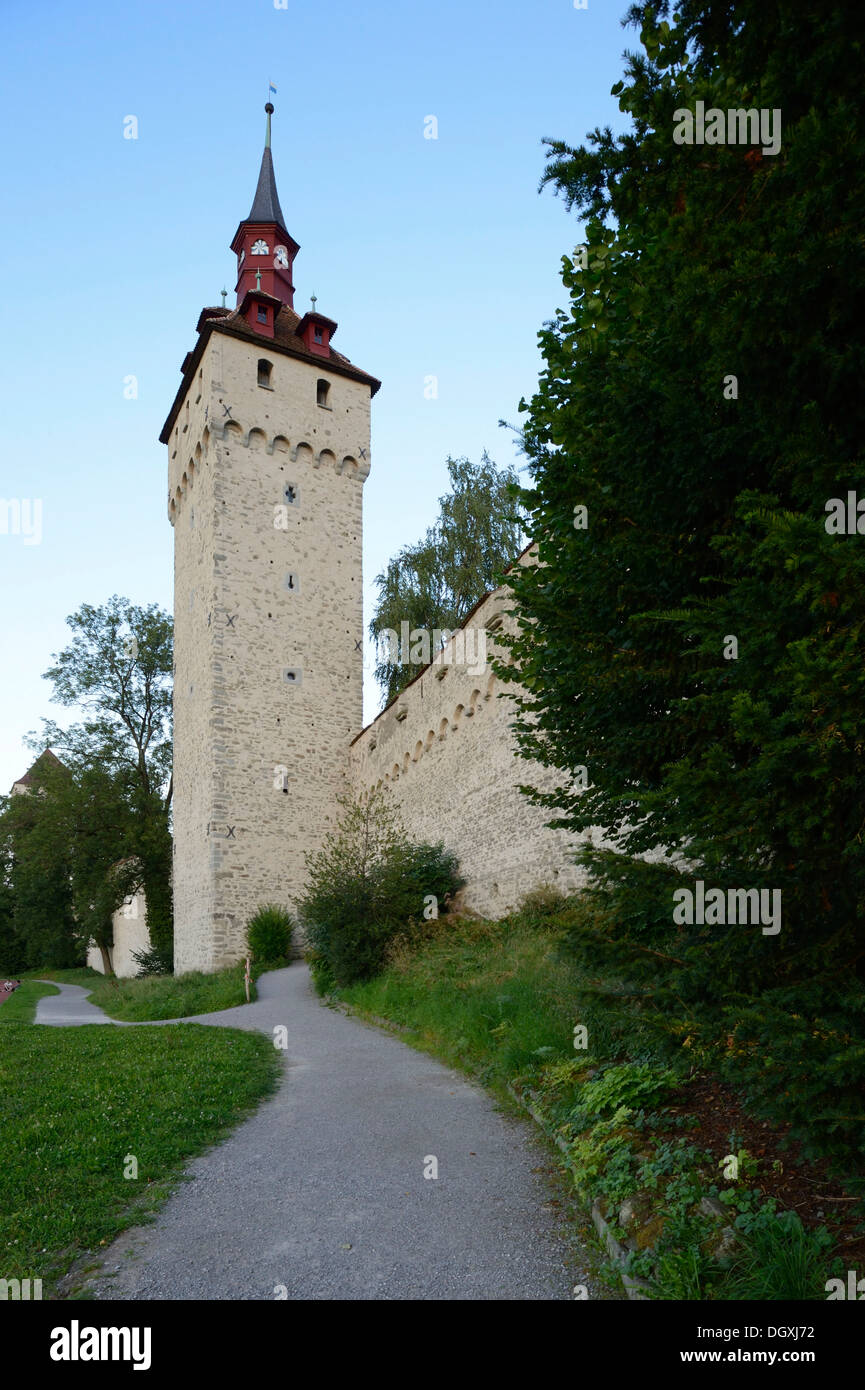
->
[[316, 379, 330, 407], [257, 359, 272, 387]]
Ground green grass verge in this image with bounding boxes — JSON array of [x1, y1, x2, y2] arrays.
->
[[22, 963, 258, 1022], [0, 1020, 281, 1292], [335, 914, 580, 1100]]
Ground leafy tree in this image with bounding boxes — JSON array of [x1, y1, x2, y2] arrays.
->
[[501, 0, 865, 1158], [0, 760, 80, 971], [300, 792, 462, 988], [370, 454, 524, 704], [30, 595, 174, 954]]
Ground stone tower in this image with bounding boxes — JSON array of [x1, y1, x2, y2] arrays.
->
[[161, 105, 380, 973]]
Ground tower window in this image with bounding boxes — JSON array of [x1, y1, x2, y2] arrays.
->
[[257, 359, 273, 388], [314, 326, 323, 344], [257, 306, 268, 324], [316, 379, 330, 407]]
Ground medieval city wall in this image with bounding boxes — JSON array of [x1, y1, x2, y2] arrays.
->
[[350, 570, 591, 917], [86, 889, 150, 979]]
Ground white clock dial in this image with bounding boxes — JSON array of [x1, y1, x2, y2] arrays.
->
[[274, 245, 289, 268]]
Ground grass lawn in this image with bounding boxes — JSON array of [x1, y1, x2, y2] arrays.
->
[[0, 1017, 280, 1292], [23, 962, 260, 1022]]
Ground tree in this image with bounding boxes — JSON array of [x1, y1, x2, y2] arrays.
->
[[369, 454, 524, 704], [299, 792, 462, 988], [31, 595, 174, 954], [501, 0, 865, 1157], [0, 761, 80, 972]]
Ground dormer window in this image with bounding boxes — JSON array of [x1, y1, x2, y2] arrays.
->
[[257, 305, 268, 324], [317, 379, 330, 407], [258, 359, 272, 388], [251, 239, 269, 256]]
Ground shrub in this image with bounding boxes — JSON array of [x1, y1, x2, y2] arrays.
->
[[246, 904, 294, 966], [300, 792, 463, 987], [131, 945, 174, 977], [518, 884, 572, 923]]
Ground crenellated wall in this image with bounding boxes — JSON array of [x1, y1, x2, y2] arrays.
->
[[350, 561, 593, 917]]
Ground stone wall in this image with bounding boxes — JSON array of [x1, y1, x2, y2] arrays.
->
[[350, 566, 591, 917], [169, 329, 370, 972], [86, 889, 150, 979]]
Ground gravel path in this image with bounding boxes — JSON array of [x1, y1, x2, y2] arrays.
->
[[35, 980, 124, 1025], [45, 967, 595, 1300]]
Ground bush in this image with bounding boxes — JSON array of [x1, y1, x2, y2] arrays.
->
[[130, 945, 174, 977], [246, 904, 294, 966], [519, 884, 572, 923], [300, 792, 463, 987]]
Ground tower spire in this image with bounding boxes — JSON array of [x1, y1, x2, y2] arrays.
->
[[230, 102, 299, 315], [247, 102, 286, 226]]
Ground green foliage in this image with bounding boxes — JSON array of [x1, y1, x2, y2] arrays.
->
[[503, 0, 865, 1165], [29, 595, 174, 955], [558, 855, 865, 1164], [518, 884, 572, 923], [335, 911, 584, 1085], [246, 903, 294, 965], [300, 792, 463, 987], [0, 770, 80, 971], [580, 1062, 679, 1119], [130, 945, 174, 978], [716, 1211, 835, 1302], [369, 454, 524, 704]]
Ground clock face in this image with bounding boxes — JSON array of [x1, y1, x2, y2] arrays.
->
[[274, 245, 289, 268], [238, 249, 245, 267], [251, 238, 269, 256]]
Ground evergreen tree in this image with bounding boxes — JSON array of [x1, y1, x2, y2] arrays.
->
[[502, 0, 865, 1158]]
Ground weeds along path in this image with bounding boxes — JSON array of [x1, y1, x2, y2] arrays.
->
[[56, 965, 588, 1300]]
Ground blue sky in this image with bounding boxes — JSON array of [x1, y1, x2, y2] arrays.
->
[[0, 0, 634, 790]]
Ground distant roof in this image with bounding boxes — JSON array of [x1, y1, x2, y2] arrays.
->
[[11, 748, 66, 792]]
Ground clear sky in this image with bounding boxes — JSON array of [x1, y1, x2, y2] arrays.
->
[[0, 0, 634, 791]]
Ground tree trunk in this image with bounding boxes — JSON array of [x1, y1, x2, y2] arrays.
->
[[99, 942, 114, 976]]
